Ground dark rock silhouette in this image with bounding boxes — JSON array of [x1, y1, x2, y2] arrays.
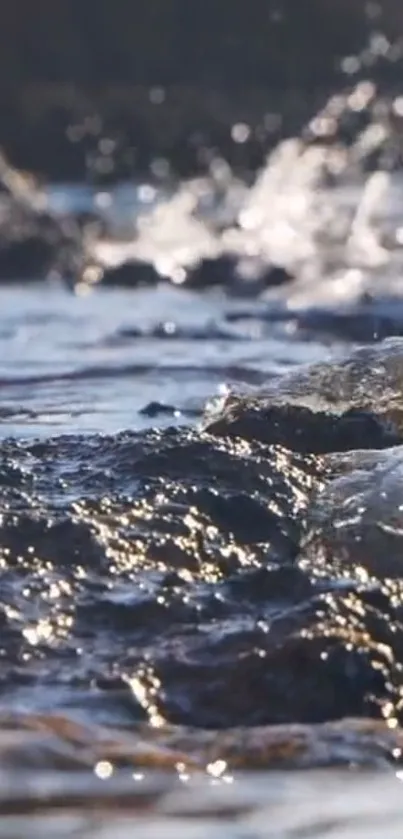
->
[[100, 259, 160, 288]]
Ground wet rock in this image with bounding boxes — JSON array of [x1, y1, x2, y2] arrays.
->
[[139, 401, 180, 418], [100, 259, 160, 288], [233, 259, 295, 296], [264, 338, 403, 422], [185, 255, 237, 290], [206, 403, 401, 454], [0, 234, 54, 281], [0, 209, 92, 284], [260, 263, 294, 289], [138, 400, 200, 419], [304, 446, 403, 579], [205, 337, 403, 441], [185, 255, 295, 295], [3, 341, 403, 731], [225, 564, 315, 603], [0, 415, 400, 730], [153, 610, 396, 727], [0, 427, 326, 728]]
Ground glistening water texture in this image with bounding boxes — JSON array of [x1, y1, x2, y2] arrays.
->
[[5, 77, 403, 836]]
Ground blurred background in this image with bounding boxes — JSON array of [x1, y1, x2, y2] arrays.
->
[[1, 0, 401, 180]]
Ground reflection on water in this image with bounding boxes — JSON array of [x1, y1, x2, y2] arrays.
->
[[0, 282, 334, 438], [3, 63, 403, 838], [0, 768, 403, 837]]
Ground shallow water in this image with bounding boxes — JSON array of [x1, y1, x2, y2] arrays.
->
[[0, 282, 336, 439], [5, 82, 403, 834]]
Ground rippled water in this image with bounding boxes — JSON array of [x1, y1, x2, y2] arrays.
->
[[0, 282, 333, 439], [4, 78, 403, 835]]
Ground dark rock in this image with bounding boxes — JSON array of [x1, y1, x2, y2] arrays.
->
[[206, 402, 401, 454], [232, 259, 296, 296], [225, 564, 314, 602], [3, 342, 403, 731], [260, 264, 294, 289], [205, 337, 403, 440], [0, 208, 97, 285], [186, 255, 237, 290], [0, 234, 54, 281], [154, 614, 394, 727], [139, 402, 179, 418], [185, 255, 295, 295], [304, 445, 403, 579], [100, 259, 160, 288]]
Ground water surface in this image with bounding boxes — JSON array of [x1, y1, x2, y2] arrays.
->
[[3, 82, 403, 835]]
